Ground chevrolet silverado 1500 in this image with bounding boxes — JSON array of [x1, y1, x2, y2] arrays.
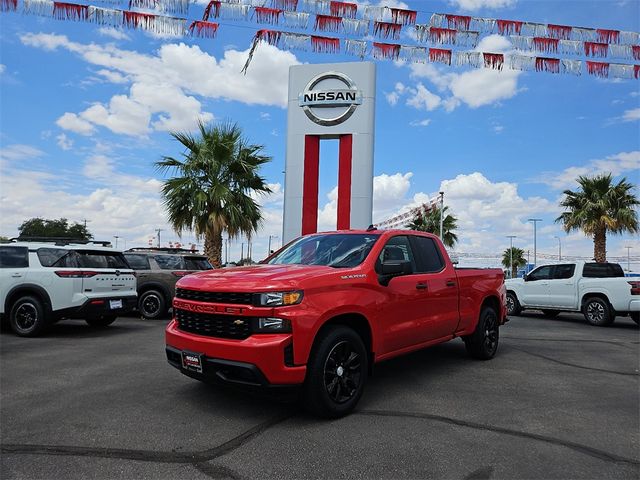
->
[[166, 230, 507, 417]]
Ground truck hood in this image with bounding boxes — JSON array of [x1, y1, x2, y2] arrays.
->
[[505, 278, 524, 287], [177, 264, 342, 291]]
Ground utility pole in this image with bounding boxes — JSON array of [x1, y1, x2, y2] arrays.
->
[[241, 242, 245, 262], [554, 236, 562, 261], [268, 235, 279, 256], [528, 219, 542, 267], [439, 191, 444, 242], [506, 235, 517, 278], [155, 229, 163, 248], [625, 246, 632, 272]]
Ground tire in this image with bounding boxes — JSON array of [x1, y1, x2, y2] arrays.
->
[[85, 315, 117, 327], [541, 310, 560, 318], [139, 290, 167, 319], [583, 297, 614, 326], [9, 295, 49, 337], [506, 292, 521, 316], [303, 326, 368, 418], [630, 312, 639, 325], [463, 306, 500, 360]]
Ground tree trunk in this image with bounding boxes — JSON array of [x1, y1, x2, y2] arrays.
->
[[204, 229, 223, 268], [511, 265, 517, 278], [593, 226, 607, 263]]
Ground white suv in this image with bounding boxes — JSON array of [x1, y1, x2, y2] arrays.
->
[[0, 239, 137, 336]]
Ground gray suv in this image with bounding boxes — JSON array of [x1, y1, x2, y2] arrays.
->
[[124, 248, 213, 319]]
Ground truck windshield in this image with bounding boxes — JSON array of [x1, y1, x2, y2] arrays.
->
[[268, 234, 380, 268]]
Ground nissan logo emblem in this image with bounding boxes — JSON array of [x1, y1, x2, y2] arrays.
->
[[298, 71, 363, 126]]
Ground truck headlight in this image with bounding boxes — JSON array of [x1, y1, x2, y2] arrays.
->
[[253, 317, 291, 333], [255, 291, 303, 307]]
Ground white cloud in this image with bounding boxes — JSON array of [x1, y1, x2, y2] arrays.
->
[[0, 64, 5, 75], [97, 27, 130, 41], [56, 112, 96, 135], [449, 68, 520, 108], [409, 119, 432, 127], [622, 108, 640, 122], [475, 34, 513, 53], [406, 83, 442, 110], [537, 151, 640, 190], [0, 144, 44, 162], [492, 124, 504, 133], [21, 33, 300, 137], [56, 133, 73, 150], [449, 0, 516, 11]]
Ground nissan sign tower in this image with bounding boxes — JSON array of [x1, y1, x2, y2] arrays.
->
[[283, 62, 376, 243]]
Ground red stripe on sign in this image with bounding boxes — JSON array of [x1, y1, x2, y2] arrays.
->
[[337, 134, 353, 230], [302, 135, 320, 235]]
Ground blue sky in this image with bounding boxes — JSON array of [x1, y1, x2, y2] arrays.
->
[[0, 0, 639, 268]]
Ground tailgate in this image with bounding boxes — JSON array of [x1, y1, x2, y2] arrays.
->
[[82, 270, 136, 295]]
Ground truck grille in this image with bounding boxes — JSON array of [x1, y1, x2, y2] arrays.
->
[[175, 308, 251, 340], [176, 288, 253, 305]]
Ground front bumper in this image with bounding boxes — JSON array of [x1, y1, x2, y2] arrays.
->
[[165, 320, 306, 386]]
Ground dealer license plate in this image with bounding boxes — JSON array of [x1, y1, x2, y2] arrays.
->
[[109, 299, 123, 310], [182, 352, 203, 373]]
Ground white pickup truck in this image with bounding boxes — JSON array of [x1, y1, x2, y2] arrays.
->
[[505, 261, 639, 326]]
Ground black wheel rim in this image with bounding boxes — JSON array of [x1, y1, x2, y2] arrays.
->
[[323, 340, 362, 404], [506, 295, 515, 314], [142, 294, 160, 316], [484, 314, 499, 354], [15, 303, 37, 331], [586, 302, 605, 323]]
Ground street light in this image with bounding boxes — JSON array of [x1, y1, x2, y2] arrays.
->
[[554, 235, 562, 261], [528, 219, 542, 267], [268, 235, 279, 256], [439, 191, 445, 242], [625, 246, 632, 272], [506, 235, 517, 278], [113, 235, 120, 249]]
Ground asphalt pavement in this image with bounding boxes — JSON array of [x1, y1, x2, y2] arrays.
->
[[1, 311, 638, 479]]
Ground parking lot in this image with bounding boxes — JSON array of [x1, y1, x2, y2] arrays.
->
[[1, 312, 638, 480]]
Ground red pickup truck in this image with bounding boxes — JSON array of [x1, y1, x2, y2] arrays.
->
[[166, 229, 507, 417]]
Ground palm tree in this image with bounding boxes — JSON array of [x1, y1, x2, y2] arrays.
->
[[502, 247, 526, 278], [407, 206, 458, 248], [556, 174, 638, 263], [156, 121, 272, 267]]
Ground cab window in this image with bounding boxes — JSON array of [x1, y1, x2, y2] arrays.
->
[[411, 236, 445, 273], [375, 236, 417, 274], [527, 265, 553, 281]]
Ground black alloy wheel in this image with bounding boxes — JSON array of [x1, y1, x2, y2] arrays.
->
[[464, 306, 500, 360], [323, 341, 362, 404], [303, 326, 368, 418], [139, 290, 166, 319], [9, 295, 48, 337]]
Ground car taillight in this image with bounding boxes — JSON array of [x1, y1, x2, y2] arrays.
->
[[629, 281, 640, 295], [171, 271, 191, 277], [55, 271, 99, 278]]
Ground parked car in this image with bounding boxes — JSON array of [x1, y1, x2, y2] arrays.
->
[[165, 229, 507, 417], [505, 261, 639, 326], [0, 238, 136, 336], [124, 248, 213, 319]]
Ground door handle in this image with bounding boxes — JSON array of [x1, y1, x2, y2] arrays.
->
[[11, 273, 23, 278], [446, 280, 456, 287], [416, 282, 428, 290]]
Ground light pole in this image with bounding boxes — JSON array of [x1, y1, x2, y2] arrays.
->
[[506, 235, 517, 278], [155, 229, 163, 248], [268, 235, 279, 256], [554, 236, 562, 261], [625, 246, 632, 272], [113, 235, 120, 249], [528, 219, 542, 267], [439, 191, 444, 242]]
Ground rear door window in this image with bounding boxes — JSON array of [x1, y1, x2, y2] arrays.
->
[[154, 255, 185, 270], [553, 264, 575, 279], [124, 254, 151, 270], [410, 236, 445, 273], [0, 247, 29, 268], [184, 257, 212, 270]]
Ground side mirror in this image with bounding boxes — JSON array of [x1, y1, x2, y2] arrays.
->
[[523, 274, 530, 281], [379, 261, 411, 286]]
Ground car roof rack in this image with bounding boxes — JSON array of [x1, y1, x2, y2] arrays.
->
[[10, 237, 112, 247], [126, 247, 196, 253]]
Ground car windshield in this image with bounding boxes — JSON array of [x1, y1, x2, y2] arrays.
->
[[267, 234, 380, 268]]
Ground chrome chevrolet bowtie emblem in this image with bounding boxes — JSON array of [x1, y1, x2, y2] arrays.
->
[[233, 319, 245, 325]]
